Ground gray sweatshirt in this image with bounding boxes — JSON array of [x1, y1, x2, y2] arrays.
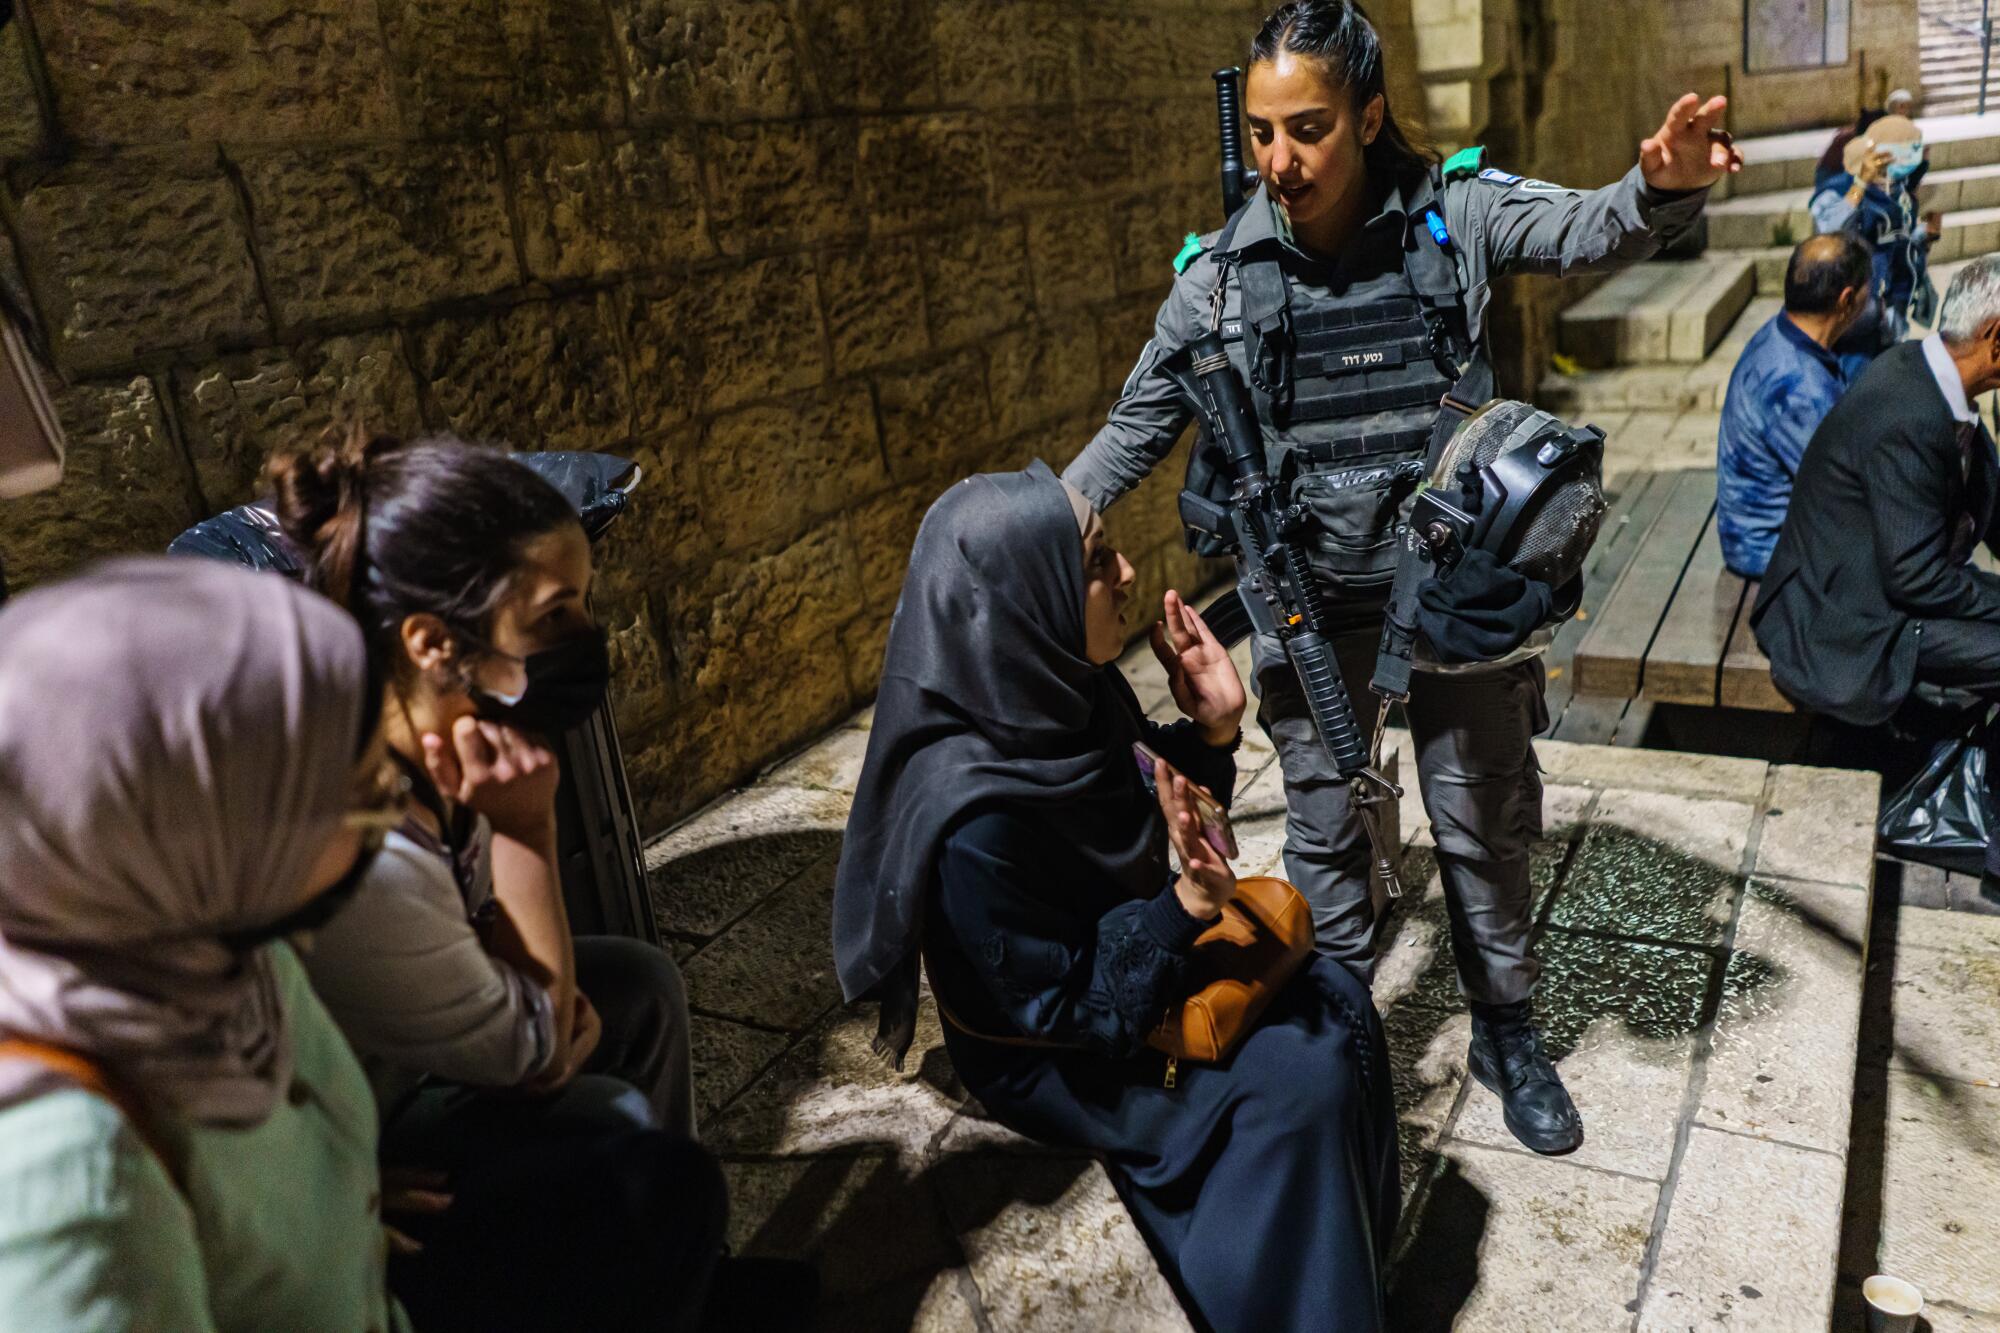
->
[[301, 819, 556, 1115]]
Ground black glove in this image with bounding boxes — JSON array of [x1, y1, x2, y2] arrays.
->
[[1415, 548, 1554, 664]]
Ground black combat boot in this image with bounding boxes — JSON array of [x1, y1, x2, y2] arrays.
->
[[1467, 999, 1583, 1156]]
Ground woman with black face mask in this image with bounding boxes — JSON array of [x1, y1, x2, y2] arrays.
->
[[270, 429, 808, 1330]]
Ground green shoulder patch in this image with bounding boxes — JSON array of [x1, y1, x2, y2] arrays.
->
[[1441, 145, 1487, 181], [1172, 231, 1206, 274]]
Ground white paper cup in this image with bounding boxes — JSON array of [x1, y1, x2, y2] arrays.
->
[[1862, 1274, 1924, 1333]]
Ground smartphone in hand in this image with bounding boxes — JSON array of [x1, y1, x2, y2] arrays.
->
[[1133, 741, 1239, 861]]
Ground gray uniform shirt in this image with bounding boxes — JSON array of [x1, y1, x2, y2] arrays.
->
[[1063, 162, 1710, 511], [302, 820, 557, 1114]]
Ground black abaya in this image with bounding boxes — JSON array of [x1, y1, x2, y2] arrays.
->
[[924, 722, 1399, 1333]]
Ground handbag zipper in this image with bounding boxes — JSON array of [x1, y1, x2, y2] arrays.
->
[[1163, 1056, 1178, 1089]]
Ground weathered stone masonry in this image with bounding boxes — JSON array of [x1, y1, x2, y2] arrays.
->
[[0, 0, 1295, 828]]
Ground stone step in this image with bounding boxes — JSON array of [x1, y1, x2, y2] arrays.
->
[[1557, 256, 1756, 370], [1383, 745, 1880, 1330], [1539, 295, 1779, 414], [1707, 190, 2000, 262], [1920, 160, 2000, 211], [1721, 111, 2000, 201]]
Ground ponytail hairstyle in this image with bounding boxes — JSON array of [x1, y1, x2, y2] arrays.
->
[[267, 425, 579, 689], [1250, 1, 1439, 187]]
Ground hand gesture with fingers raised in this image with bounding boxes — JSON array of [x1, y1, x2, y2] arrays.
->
[[1641, 93, 1741, 192], [1148, 590, 1246, 747], [1157, 758, 1235, 922]]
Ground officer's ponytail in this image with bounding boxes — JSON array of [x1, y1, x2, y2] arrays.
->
[[1250, 1, 1439, 186]]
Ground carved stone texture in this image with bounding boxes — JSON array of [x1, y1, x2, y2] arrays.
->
[[0, 376, 199, 589], [1112, 182, 1209, 300], [985, 321, 1103, 439], [986, 108, 1125, 213], [414, 294, 634, 452], [173, 333, 425, 511], [34, 0, 399, 146], [1026, 207, 1119, 315], [616, 0, 807, 126], [933, 0, 1080, 108], [922, 219, 1031, 349], [857, 113, 990, 236], [239, 143, 517, 330], [874, 348, 991, 485], [657, 519, 865, 800], [620, 285, 705, 437], [587, 537, 675, 741], [791, 0, 936, 112], [510, 131, 711, 283], [1147, 96, 1227, 189], [700, 119, 864, 256], [1084, 7, 1250, 104], [694, 383, 885, 554], [15, 152, 267, 376], [377, 0, 622, 135], [845, 482, 933, 613], [816, 239, 929, 374], [0, 23, 46, 162], [617, 429, 707, 587], [628, 255, 827, 423]]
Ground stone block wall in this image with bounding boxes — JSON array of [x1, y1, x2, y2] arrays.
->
[[0, 0, 1289, 829], [1449, 0, 1920, 396]]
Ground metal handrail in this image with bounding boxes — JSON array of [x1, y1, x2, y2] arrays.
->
[[1922, 0, 1997, 114]]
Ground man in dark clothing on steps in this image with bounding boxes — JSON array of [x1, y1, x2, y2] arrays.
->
[[1753, 254, 2000, 877]]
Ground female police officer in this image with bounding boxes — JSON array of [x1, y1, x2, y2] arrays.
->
[[1062, 0, 1738, 1156]]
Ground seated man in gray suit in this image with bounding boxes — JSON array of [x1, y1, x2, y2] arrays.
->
[[1753, 254, 2000, 878]]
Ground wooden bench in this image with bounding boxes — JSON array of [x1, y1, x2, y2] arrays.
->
[[1569, 468, 1794, 716]]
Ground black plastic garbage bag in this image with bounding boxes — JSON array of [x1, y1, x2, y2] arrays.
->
[[166, 502, 303, 574], [511, 451, 639, 541], [1878, 723, 1993, 875]]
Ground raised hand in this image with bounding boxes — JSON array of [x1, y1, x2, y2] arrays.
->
[[1148, 589, 1246, 746], [1156, 759, 1236, 921], [421, 715, 561, 841], [1640, 92, 1742, 192]]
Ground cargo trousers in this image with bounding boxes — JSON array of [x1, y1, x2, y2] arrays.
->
[[1252, 627, 1547, 1006]]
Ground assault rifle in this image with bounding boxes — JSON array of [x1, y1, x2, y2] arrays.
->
[[1171, 68, 1404, 898]]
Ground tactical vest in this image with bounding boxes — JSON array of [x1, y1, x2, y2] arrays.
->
[[1183, 168, 1491, 614]]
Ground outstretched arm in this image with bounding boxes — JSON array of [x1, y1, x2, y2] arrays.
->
[[1467, 92, 1740, 280]]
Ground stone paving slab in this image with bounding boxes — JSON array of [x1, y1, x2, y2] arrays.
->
[[1870, 1069, 2000, 1317], [1637, 1126, 1847, 1332], [1698, 880, 1867, 1154], [1549, 791, 1753, 947], [1454, 933, 1714, 1180], [649, 628, 1879, 1329], [1868, 918, 2000, 1086], [1533, 741, 1769, 803], [937, 1156, 1194, 1331], [678, 854, 843, 1031], [1755, 764, 1880, 889], [1389, 1142, 1661, 1331]]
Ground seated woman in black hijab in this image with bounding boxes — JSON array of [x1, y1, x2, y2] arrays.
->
[[832, 463, 1398, 1333]]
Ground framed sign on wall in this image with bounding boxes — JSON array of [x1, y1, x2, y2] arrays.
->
[[1745, 0, 1852, 71]]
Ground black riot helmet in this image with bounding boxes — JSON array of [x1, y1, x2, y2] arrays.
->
[[1410, 400, 1606, 617], [1372, 400, 1607, 697]]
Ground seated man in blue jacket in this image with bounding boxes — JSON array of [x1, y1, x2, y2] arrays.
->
[[1716, 233, 1872, 577]]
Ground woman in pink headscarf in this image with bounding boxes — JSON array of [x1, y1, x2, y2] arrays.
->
[[0, 557, 410, 1330]]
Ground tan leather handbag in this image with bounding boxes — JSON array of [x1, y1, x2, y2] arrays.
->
[[1144, 875, 1314, 1074], [930, 875, 1316, 1087]]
